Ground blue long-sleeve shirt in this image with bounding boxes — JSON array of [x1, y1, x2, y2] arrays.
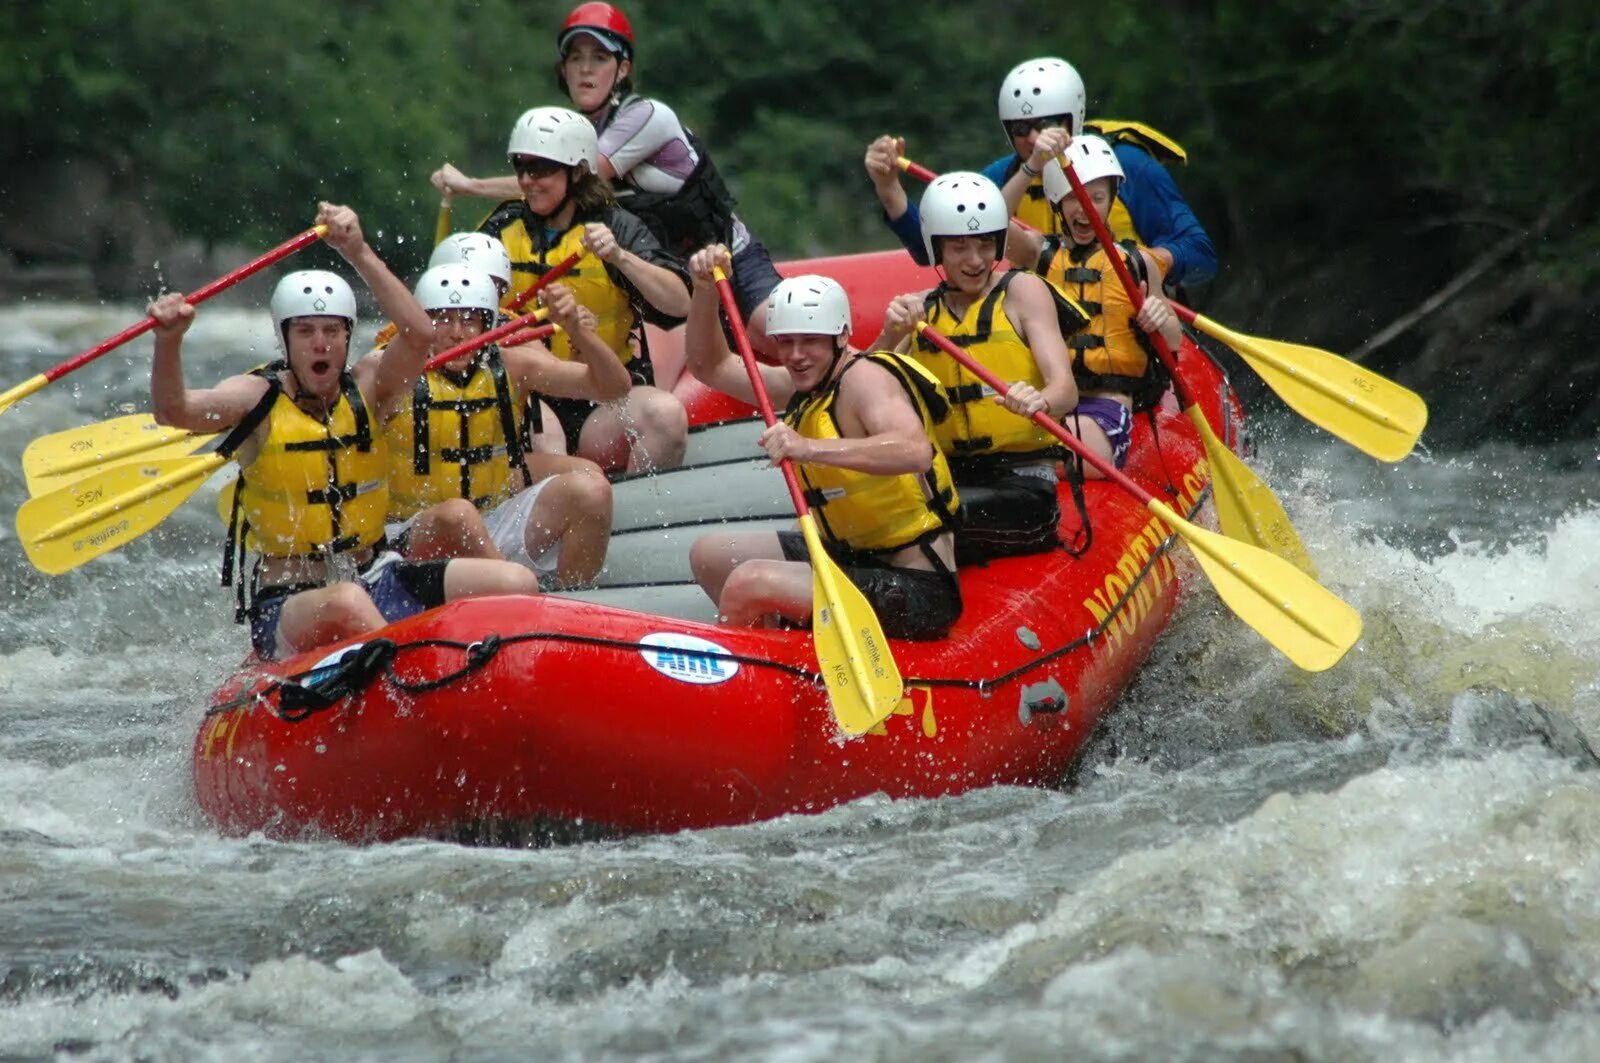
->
[[884, 144, 1217, 287]]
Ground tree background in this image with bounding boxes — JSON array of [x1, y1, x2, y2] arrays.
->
[[3, 0, 1595, 440]]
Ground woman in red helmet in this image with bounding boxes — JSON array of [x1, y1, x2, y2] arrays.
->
[[432, 2, 783, 352]]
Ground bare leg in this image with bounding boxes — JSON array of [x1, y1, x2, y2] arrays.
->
[[276, 584, 386, 658], [577, 384, 687, 474], [441, 557, 541, 600], [403, 498, 503, 560], [718, 559, 814, 628], [689, 530, 786, 610], [1061, 411, 1116, 479], [522, 458, 613, 587]]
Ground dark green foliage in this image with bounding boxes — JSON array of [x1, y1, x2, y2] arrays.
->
[[2, 0, 1592, 279]]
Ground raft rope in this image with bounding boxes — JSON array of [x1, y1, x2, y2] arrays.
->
[[206, 483, 1211, 724]]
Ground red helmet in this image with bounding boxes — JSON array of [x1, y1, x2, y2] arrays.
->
[[558, 3, 634, 60]]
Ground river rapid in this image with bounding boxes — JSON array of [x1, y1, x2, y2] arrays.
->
[[1, 302, 1598, 1061]]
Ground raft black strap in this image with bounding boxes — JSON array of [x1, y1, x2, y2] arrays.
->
[[488, 350, 533, 487]]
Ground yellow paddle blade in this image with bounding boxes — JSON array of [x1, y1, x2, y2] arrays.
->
[[27, 435, 218, 497], [17, 453, 227, 575], [1191, 312, 1428, 462], [800, 515, 905, 735], [1187, 405, 1317, 578], [23, 414, 218, 493], [1148, 499, 1360, 672], [0, 373, 49, 417]]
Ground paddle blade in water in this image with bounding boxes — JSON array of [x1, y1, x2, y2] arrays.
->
[[18, 453, 227, 575], [1194, 313, 1428, 462], [1149, 499, 1360, 672], [1187, 406, 1318, 577], [802, 515, 904, 735]]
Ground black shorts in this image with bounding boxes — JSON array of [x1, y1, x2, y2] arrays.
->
[[951, 464, 1061, 565], [247, 557, 449, 660], [777, 531, 961, 641], [543, 356, 656, 456]]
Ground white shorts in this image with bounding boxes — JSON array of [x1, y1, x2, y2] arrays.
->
[[384, 480, 560, 574], [482, 479, 559, 573]]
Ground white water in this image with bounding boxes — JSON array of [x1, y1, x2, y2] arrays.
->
[[2, 304, 1598, 1060]]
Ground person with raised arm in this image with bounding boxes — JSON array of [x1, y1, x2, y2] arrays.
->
[[364, 264, 622, 589], [149, 202, 540, 661], [683, 246, 962, 639]]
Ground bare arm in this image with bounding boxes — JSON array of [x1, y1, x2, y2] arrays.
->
[[148, 293, 270, 431], [312, 202, 435, 411], [504, 283, 632, 402], [863, 135, 910, 222], [584, 222, 691, 318], [431, 164, 522, 201], [761, 360, 932, 476], [682, 244, 790, 406], [1003, 273, 1078, 417]]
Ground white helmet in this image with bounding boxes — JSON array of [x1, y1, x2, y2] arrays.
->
[[765, 275, 851, 338], [920, 172, 1009, 263], [997, 57, 1086, 136], [507, 106, 598, 172], [1042, 135, 1124, 204], [413, 265, 500, 316], [429, 233, 513, 293], [271, 270, 357, 341]]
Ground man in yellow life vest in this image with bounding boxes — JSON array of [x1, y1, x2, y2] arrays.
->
[[478, 106, 691, 474], [147, 202, 541, 661], [683, 246, 962, 640], [864, 56, 1215, 290], [1028, 136, 1184, 468], [365, 263, 625, 589], [877, 173, 1091, 564]]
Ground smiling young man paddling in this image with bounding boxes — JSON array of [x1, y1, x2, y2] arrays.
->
[[877, 173, 1091, 564], [148, 202, 540, 661], [683, 245, 962, 639]]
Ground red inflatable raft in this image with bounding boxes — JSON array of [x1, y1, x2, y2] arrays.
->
[[193, 251, 1244, 841]]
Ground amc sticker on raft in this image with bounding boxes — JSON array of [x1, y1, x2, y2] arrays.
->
[[639, 632, 739, 685]]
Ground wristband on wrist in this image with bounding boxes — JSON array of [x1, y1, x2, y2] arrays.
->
[[1020, 160, 1040, 178]]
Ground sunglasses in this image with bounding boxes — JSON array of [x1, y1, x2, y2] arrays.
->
[[512, 155, 568, 179], [1003, 116, 1069, 139]]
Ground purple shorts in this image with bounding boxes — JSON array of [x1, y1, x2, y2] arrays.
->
[[1070, 397, 1134, 468], [248, 555, 448, 659]]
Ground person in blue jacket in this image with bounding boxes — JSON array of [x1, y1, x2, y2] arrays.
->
[[864, 57, 1216, 291]]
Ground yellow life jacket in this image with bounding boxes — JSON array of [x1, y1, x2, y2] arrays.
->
[[1022, 119, 1189, 250], [381, 349, 533, 520], [1038, 238, 1164, 408], [228, 368, 389, 560], [484, 203, 636, 365], [910, 270, 1077, 462], [784, 352, 959, 557]]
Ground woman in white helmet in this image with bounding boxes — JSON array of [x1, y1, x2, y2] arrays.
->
[[877, 173, 1096, 564], [475, 105, 691, 474], [361, 263, 629, 589], [864, 56, 1215, 290], [146, 202, 541, 662], [1027, 138, 1184, 468], [681, 244, 963, 639], [430, 2, 785, 354]]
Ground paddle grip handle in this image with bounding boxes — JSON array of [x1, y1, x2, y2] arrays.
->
[[506, 252, 581, 312], [713, 267, 811, 518], [41, 224, 327, 385], [896, 156, 939, 184], [422, 308, 550, 371], [916, 321, 1156, 508]]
